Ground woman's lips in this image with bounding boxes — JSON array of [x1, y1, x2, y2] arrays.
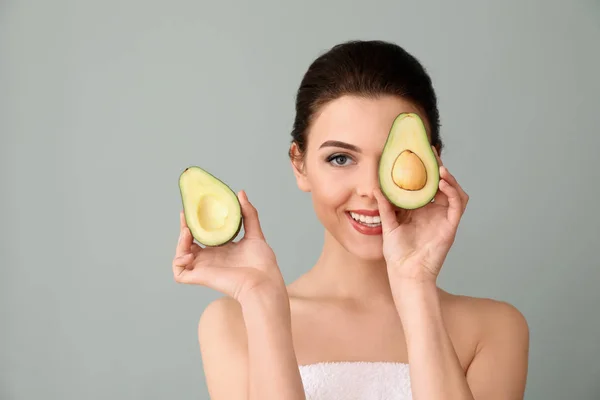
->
[[345, 211, 382, 235]]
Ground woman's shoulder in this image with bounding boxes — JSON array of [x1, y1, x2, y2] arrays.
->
[[440, 289, 530, 392], [441, 289, 528, 328], [198, 295, 246, 340], [440, 289, 530, 354], [196, 289, 529, 356], [197, 296, 248, 360]]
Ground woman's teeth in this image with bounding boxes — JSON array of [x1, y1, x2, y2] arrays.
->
[[349, 212, 381, 226]]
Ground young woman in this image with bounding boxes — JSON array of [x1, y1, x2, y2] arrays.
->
[[172, 40, 530, 400]]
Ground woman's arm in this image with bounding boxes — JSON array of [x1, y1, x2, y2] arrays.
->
[[393, 278, 529, 400], [198, 286, 306, 400], [374, 149, 530, 399], [393, 278, 474, 400], [172, 191, 306, 399]]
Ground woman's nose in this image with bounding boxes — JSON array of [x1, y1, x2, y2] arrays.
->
[[355, 163, 379, 199]]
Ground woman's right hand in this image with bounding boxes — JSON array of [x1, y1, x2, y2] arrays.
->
[[172, 190, 287, 303]]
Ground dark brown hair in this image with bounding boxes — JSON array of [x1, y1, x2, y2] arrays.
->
[[289, 40, 442, 161]]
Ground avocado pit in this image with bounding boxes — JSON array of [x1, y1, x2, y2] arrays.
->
[[391, 150, 427, 191]]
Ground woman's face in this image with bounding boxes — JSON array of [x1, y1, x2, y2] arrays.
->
[[291, 94, 431, 261]]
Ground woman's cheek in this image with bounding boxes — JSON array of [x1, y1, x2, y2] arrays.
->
[[315, 170, 353, 205]]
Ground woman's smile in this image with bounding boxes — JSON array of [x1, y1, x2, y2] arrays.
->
[[345, 209, 383, 235]]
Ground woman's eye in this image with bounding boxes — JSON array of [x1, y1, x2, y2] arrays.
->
[[328, 154, 353, 166]]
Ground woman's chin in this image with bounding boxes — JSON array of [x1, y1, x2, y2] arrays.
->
[[321, 216, 387, 262], [354, 247, 386, 262], [341, 236, 386, 262]]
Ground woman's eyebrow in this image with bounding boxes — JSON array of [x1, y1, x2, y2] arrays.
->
[[318, 140, 362, 153]]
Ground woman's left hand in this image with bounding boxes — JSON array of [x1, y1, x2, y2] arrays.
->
[[374, 146, 469, 283]]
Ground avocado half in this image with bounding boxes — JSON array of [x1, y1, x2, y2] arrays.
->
[[178, 166, 242, 246], [378, 113, 439, 209]]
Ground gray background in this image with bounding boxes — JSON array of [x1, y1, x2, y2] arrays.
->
[[1, 0, 599, 399]]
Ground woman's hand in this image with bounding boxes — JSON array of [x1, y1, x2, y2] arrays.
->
[[172, 190, 287, 303], [374, 146, 469, 283]]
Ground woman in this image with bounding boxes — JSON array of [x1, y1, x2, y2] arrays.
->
[[172, 40, 530, 400]]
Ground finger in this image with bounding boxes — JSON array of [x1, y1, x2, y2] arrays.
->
[[430, 147, 468, 209], [176, 210, 194, 257], [428, 146, 449, 206], [180, 210, 187, 229], [191, 242, 202, 254], [173, 252, 195, 272], [373, 187, 399, 235], [432, 176, 449, 207], [440, 166, 469, 211], [238, 190, 265, 241], [174, 265, 252, 300], [175, 265, 235, 289], [438, 178, 463, 226]]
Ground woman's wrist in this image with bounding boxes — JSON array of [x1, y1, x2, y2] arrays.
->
[[239, 282, 291, 320], [390, 274, 440, 315], [387, 258, 440, 286]]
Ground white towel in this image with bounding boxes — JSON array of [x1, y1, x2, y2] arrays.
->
[[299, 361, 412, 400]]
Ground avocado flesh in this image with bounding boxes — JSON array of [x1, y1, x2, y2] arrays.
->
[[178, 166, 242, 246], [378, 113, 439, 210]]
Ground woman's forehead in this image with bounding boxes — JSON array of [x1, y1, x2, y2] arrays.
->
[[306, 95, 430, 149]]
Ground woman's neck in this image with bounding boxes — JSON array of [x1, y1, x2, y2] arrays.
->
[[292, 231, 395, 306]]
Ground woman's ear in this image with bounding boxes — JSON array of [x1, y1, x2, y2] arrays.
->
[[289, 142, 311, 192]]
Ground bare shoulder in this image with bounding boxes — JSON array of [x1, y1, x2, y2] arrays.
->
[[198, 295, 247, 341], [443, 290, 529, 338], [198, 296, 248, 399], [442, 290, 530, 398]]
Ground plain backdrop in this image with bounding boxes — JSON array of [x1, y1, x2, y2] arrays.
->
[[2, 0, 599, 399]]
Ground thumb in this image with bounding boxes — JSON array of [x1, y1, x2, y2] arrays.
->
[[238, 190, 265, 241], [374, 187, 399, 235], [176, 264, 253, 300]]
